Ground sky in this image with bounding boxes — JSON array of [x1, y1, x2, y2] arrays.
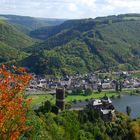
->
[[0, 0, 140, 19]]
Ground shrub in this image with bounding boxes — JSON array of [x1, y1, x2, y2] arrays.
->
[[73, 99, 77, 103], [85, 99, 89, 102], [84, 88, 92, 96], [111, 95, 115, 99]]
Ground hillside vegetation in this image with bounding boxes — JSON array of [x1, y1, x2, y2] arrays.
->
[[0, 20, 34, 63], [23, 14, 140, 75], [0, 14, 140, 75], [0, 15, 65, 32]]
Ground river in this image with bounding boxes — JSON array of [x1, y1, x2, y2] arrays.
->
[[112, 95, 140, 118], [71, 95, 140, 118]]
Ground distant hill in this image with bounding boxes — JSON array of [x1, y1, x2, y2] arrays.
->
[[0, 20, 34, 63], [0, 15, 65, 32], [23, 14, 140, 75], [0, 15, 65, 65], [29, 14, 140, 40], [0, 14, 140, 75]]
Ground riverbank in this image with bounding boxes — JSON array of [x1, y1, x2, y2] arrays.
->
[[65, 91, 118, 102], [27, 88, 140, 107], [66, 88, 140, 102]]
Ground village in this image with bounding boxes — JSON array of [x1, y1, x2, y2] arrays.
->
[[26, 71, 140, 121], [27, 71, 140, 94]]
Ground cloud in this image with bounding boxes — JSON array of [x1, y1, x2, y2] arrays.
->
[[107, 0, 140, 8], [68, 3, 77, 12], [0, 0, 139, 18], [79, 0, 96, 7], [105, 0, 140, 14]]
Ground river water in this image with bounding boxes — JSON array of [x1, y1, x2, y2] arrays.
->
[[71, 95, 140, 118], [112, 95, 140, 118]]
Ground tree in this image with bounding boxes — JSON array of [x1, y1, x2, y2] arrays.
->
[[65, 103, 71, 110], [115, 81, 119, 92], [44, 100, 52, 112], [119, 81, 123, 92], [72, 88, 83, 95], [51, 106, 59, 114], [97, 84, 102, 93], [129, 121, 140, 140], [59, 111, 80, 140], [0, 65, 32, 140], [84, 88, 92, 96], [126, 106, 132, 116]]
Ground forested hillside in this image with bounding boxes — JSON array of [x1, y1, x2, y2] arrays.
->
[[23, 14, 140, 75], [0, 20, 34, 63], [0, 15, 65, 32], [0, 14, 140, 75]]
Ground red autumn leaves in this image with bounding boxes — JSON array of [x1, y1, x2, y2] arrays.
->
[[0, 65, 32, 140]]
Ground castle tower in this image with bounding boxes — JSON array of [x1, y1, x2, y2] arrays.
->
[[56, 88, 65, 111]]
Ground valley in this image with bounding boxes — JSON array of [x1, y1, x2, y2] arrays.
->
[[1, 12, 140, 140], [0, 14, 140, 76]]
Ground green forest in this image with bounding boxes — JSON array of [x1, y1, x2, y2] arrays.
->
[[0, 14, 140, 75], [21, 101, 140, 140], [24, 14, 140, 75]]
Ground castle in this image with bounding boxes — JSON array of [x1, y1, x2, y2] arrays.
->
[[89, 96, 115, 121]]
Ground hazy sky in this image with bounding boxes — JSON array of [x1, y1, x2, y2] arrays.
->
[[0, 0, 140, 19]]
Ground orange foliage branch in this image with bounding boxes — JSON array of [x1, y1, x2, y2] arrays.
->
[[0, 65, 32, 140]]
